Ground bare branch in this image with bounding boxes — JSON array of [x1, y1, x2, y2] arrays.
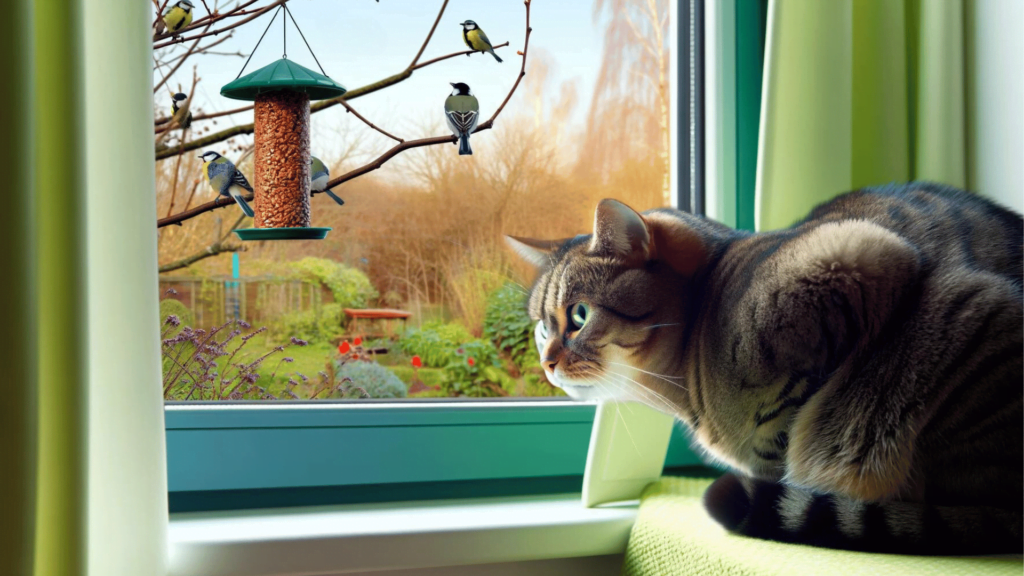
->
[[154, 23, 211, 93], [340, 101, 403, 143], [158, 242, 245, 273], [409, 0, 449, 68], [411, 42, 509, 71], [154, 0, 264, 43]]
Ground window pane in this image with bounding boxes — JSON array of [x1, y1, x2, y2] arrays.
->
[[156, 0, 673, 401]]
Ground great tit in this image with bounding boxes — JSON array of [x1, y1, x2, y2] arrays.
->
[[161, 0, 195, 35], [460, 20, 502, 63], [199, 151, 255, 218], [171, 92, 192, 130], [310, 156, 345, 206], [445, 82, 479, 156]]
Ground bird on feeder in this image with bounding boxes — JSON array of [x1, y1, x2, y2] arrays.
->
[[170, 92, 192, 130], [460, 20, 502, 63], [157, 0, 195, 36], [199, 151, 255, 218], [310, 156, 345, 206], [445, 82, 480, 156]]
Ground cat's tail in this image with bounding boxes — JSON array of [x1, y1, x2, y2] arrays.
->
[[703, 473, 1023, 555]]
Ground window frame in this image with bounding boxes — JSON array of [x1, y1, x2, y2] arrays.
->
[[165, 0, 718, 514]]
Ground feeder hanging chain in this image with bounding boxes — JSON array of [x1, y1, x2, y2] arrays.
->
[[235, 5, 283, 79], [282, 2, 286, 59], [284, 5, 329, 76]]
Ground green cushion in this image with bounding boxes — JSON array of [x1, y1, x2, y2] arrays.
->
[[622, 477, 1023, 576]]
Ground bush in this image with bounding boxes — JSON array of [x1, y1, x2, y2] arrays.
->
[[397, 321, 473, 368], [331, 360, 408, 399], [440, 339, 513, 397], [483, 283, 538, 370], [288, 257, 378, 309], [271, 303, 345, 345]]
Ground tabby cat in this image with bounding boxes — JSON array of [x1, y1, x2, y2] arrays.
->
[[507, 182, 1022, 555]]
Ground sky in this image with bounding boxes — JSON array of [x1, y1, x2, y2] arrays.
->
[[158, 0, 608, 160]]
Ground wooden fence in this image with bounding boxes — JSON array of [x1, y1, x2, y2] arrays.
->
[[159, 276, 332, 329]]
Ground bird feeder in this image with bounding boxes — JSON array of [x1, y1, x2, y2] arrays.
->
[[221, 42, 346, 240]]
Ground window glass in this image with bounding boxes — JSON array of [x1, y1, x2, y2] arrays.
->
[[156, 0, 671, 401]]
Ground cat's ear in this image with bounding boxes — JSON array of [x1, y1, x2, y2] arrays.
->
[[504, 235, 567, 269], [589, 199, 652, 265]]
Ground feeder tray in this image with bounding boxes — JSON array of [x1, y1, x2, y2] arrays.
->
[[219, 4, 347, 242], [234, 227, 332, 241]]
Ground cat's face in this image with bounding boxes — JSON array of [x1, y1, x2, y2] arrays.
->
[[508, 199, 708, 409]]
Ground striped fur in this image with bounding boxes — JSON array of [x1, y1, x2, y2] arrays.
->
[[508, 182, 1023, 554]]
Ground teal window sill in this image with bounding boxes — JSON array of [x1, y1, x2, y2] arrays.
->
[[166, 400, 706, 512]]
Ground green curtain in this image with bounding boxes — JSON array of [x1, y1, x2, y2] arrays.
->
[[755, 0, 969, 231], [1, 1, 168, 575]]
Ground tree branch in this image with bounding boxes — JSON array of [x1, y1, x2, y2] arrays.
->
[[154, 0, 266, 45], [156, 0, 529, 227], [158, 242, 245, 273], [409, 0, 449, 68], [339, 100, 403, 143]]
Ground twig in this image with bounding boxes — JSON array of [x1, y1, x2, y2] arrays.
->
[[154, 23, 211, 93], [340, 101, 403, 143], [412, 42, 509, 71], [409, 0, 448, 68], [158, 242, 245, 273]]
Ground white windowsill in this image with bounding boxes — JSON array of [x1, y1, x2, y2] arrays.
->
[[168, 493, 639, 576]]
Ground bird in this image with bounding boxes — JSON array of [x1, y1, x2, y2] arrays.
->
[[310, 156, 345, 206], [171, 92, 192, 130], [445, 83, 480, 156], [160, 0, 195, 36], [460, 20, 502, 63], [199, 151, 255, 218]]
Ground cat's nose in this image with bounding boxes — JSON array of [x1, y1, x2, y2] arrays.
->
[[542, 357, 557, 373]]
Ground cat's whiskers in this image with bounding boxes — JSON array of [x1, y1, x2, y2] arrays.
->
[[644, 323, 682, 330], [603, 369, 679, 414], [603, 359, 687, 387]]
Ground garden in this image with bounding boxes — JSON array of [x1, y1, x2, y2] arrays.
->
[[161, 257, 563, 400]]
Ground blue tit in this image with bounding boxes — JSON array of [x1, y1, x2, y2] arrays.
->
[[460, 20, 502, 63], [171, 92, 192, 130], [445, 83, 480, 156], [199, 151, 255, 218], [162, 0, 195, 34], [310, 156, 345, 206]]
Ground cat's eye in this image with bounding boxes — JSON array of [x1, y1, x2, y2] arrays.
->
[[537, 320, 549, 340], [568, 302, 590, 331]]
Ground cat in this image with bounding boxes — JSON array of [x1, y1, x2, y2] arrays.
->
[[506, 181, 1023, 555]]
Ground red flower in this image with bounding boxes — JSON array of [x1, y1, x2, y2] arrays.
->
[[338, 341, 351, 354], [354, 337, 363, 346], [411, 355, 422, 368], [467, 357, 476, 367]]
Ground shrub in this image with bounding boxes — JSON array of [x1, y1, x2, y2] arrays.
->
[[289, 257, 378, 309], [440, 339, 513, 397], [483, 283, 538, 370], [330, 360, 408, 399], [397, 321, 473, 368], [271, 302, 345, 345]]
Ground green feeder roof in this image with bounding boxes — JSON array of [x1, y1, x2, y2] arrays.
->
[[221, 58, 346, 101]]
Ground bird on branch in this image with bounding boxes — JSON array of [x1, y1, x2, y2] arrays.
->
[[170, 92, 193, 130], [460, 20, 503, 63], [157, 0, 195, 37], [199, 151, 255, 218], [445, 82, 479, 156], [311, 156, 345, 206]]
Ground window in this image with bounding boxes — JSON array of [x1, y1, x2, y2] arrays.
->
[[155, 0, 707, 511]]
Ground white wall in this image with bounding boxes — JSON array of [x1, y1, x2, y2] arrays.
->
[[967, 0, 1024, 213]]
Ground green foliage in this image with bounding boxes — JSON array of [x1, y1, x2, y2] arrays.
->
[[483, 283, 538, 370], [331, 360, 408, 399], [440, 339, 513, 397], [397, 321, 474, 368], [288, 257, 378, 309], [272, 303, 345, 345]]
